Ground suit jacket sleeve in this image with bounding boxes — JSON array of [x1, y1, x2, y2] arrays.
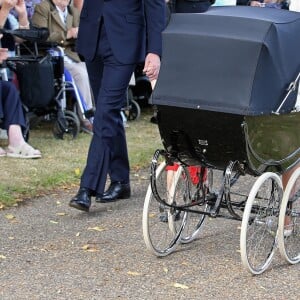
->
[[144, 0, 166, 57]]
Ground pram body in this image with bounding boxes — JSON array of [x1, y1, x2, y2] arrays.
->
[[143, 7, 300, 275], [151, 6, 300, 175]]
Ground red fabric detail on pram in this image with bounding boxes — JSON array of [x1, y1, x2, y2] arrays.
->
[[165, 164, 180, 171], [165, 164, 207, 185]]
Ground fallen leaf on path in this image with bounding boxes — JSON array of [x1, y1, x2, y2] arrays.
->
[[74, 168, 81, 176], [172, 283, 189, 289], [115, 224, 124, 228], [163, 267, 168, 273], [5, 214, 15, 220], [86, 248, 99, 252], [127, 271, 141, 276], [0, 255, 6, 259], [76, 232, 80, 237], [50, 220, 58, 224], [87, 226, 105, 232], [56, 212, 67, 216], [81, 244, 99, 252]]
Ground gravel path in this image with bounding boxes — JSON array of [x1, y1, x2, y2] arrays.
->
[[0, 170, 299, 299]]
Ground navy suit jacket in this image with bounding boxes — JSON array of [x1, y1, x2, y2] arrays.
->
[[76, 0, 166, 64]]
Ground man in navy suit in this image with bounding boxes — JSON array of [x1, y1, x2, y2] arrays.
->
[[69, 0, 166, 212]]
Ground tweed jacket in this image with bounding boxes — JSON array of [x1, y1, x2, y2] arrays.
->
[[31, 0, 81, 62]]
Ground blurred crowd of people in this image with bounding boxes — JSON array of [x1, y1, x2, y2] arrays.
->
[[0, 0, 92, 160]]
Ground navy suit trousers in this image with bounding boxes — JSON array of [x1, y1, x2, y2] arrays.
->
[[81, 23, 135, 195]]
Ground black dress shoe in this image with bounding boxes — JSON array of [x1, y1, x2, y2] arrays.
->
[[69, 188, 91, 212], [95, 182, 131, 203]]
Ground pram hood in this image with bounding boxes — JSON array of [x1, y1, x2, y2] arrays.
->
[[152, 6, 300, 116]]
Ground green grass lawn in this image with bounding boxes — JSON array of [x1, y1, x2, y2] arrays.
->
[[0, 108, 163, 208]]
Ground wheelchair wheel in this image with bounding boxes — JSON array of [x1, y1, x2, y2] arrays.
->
[[142, 160, 186, 257], [169, 165, 210, 244], [127, 99, 141, 121], [125, 88, 141, 121], [240, 172, 282, 275], [278, 167, 300, 264], [53, 110, 80, 140]]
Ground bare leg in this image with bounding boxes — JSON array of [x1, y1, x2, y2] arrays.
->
[[8, 124, 26, 147], [282, 163, 300, 228]]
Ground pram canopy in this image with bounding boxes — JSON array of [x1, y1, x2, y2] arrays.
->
[[152, 6, 300, 115]]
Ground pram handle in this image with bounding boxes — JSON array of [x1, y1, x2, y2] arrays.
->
[[273, 72, 300, 115], [0, 27, 49, 43]]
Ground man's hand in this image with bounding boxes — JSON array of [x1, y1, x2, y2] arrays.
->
[[143, 53, 161, 81], [67, 27, 79, 39]]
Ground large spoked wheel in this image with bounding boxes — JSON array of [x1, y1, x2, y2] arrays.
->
[[169, 165, 210, 244], [142, 161, 186, 257], [278, 167, 300, 264], [240, 172, 283, 275], [53, 110, 80, 140]]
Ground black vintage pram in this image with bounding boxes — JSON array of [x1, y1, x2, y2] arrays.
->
[[142, 6, 300, 275], [2, 27, 88, 139]]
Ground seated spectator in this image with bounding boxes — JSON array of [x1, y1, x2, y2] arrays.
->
[[0, 47, 41, 158], [249, 0, 285, 8], [0, 0, 30, 30], [31, 0, 94, 134], [0, 0, 30, 80], [10, 0, 41, 19]]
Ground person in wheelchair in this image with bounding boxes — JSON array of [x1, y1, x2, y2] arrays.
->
[[31, 0, 94, 134], [0, 47, 41, 158], [0, 0, 31, 81]]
